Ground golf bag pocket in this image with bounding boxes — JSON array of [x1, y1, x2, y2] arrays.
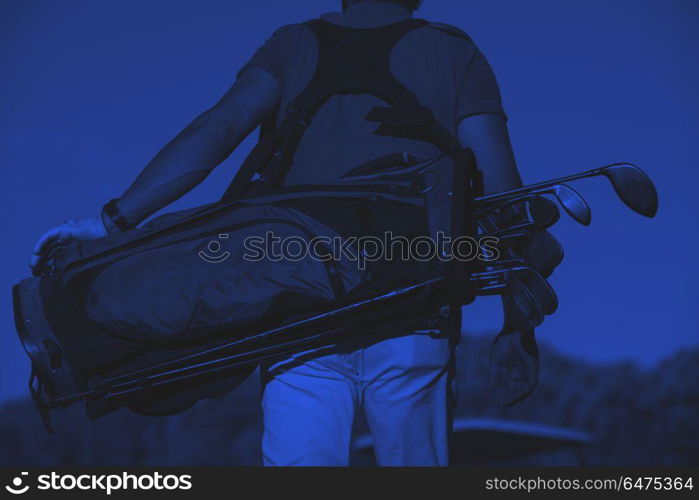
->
[[79, 203, 368, 344]]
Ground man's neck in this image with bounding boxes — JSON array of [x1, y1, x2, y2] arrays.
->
[[324, 1, 413, 29], [346, 1, 411, 16]]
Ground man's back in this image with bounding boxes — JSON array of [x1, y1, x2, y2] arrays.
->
[[239, 1, 505, 184]]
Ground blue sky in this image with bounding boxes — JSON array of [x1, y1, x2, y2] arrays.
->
[[1, 0, 697, 402]]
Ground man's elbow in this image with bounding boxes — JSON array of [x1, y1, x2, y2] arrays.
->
[[208, 68, 281, 131], [199, 99, 265, 139]]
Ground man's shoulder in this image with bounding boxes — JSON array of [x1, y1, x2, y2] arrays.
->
[[422, 21, 474, 44], [267, 22, 308, 38]]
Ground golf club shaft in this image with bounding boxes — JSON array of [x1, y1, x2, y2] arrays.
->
[[473, 193, 539, 215], [479, 221, 536, 238]]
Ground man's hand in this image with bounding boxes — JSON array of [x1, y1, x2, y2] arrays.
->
[[30, 217, 107, 275], [488, 329, 539, 407]]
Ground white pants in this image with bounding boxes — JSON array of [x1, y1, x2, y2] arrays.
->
[[261, 329, 458, 466]]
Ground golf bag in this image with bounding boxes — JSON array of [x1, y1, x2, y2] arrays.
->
[[13, 18, 485, 429]]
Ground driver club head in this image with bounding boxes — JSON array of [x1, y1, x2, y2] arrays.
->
[[602, 164, 658, 218]]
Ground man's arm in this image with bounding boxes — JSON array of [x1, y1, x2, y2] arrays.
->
[[110, 67, 281, 228], [30, 67, 280, 272], [457, 113, 521, 194]]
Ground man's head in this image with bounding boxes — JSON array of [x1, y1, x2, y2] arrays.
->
[[342, 0, 423, 12]]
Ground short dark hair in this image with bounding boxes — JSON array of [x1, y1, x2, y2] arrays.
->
[[342, 1, 421, 12], [387, 0, 421, 10]]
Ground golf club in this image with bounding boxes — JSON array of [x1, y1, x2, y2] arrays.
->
[[474, 162, 658, 218], [476, 184, 592, 226], [478, 222, 564, 277], [471, 264, 553, 322], [475, 195, 561, 230], [478, 220, 539, 238]]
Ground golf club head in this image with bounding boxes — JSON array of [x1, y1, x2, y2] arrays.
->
[[476, 195, 559, 237], [517, 230, 564, 278], [521, 270, 558, 315], [472, 265, 555, 327], [602, 164, 658, 217], [506, 271, 545, 329], [527, 196, 560, 229], [501, 265, 557, 315], [551, 184, 592, 226]]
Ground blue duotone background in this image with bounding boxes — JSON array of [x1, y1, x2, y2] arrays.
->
[[1, 0, 697, 403]]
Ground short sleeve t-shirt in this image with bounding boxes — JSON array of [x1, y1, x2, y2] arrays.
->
[[238, 3, 506, 185]]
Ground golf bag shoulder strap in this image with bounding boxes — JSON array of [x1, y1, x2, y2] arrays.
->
[[222, 18, 478, 202]]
